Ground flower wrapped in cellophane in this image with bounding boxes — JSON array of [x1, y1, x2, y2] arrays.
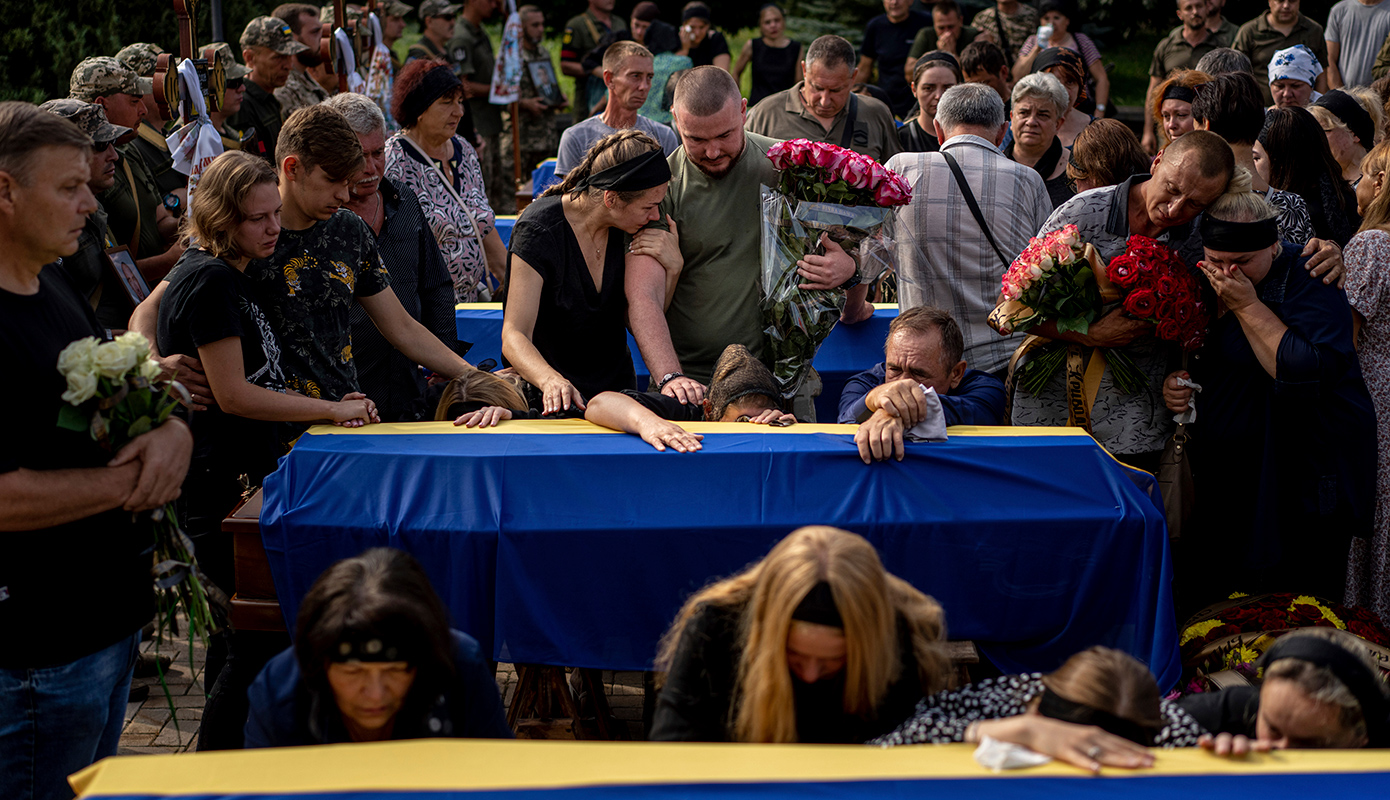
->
[[760, 139, 911, 399]]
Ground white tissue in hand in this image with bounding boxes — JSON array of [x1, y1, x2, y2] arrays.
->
[[905, 385, 948, 442], [1173, 375, 1203, 425], [973, 735, 1053, 771]]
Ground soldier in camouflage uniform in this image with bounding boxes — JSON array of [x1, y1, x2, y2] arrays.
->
[[38, 99, 140, 330], [115, 42, 187, 211], [205, 42, 257, 152], [503, 5, 565, 183], [70, 57, 182, 279], [381, 0, 413, 75], [229, 16, 310, 163], [274, 2, 331, 119], [408, 0, 463, 65]]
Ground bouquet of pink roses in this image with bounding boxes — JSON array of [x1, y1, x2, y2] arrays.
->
[[761, 139, 911, 399]]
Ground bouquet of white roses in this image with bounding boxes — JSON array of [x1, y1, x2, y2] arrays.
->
[[56, 332, 220, 662]]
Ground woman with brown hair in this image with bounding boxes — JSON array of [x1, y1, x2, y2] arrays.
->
[[1144, 69, 1211, 154], [875, 647, 1204, 768], [432, 365, 532, 428], [649, 526, 952, 743], [502, 130, 674, 415], [1065, 118, 1150, 194], [1310, 88, 1386, 186]]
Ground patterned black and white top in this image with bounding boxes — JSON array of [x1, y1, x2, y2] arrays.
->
[[869, 674, 1206, 748], [1261, 187, 1314, 246]]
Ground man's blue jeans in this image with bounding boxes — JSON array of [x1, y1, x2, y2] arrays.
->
[[0, 630, 140, 800]]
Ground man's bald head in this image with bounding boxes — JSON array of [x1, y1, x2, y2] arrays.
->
[[673, 65, 742, 118]]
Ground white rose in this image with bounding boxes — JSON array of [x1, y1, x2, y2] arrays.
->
[[61, 370, 98, 405], [138, 359, 164, 383], [56, 337, 99, 378], [116, 330, 151, 361], [93, 340, 139, 379]]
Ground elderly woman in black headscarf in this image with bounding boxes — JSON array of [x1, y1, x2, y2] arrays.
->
[[585, 344, 798, 452], [501, 129, 674, 416], [1179, 630, 1390, 752]]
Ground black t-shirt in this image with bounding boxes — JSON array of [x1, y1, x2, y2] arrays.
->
[[862, 11, 932, 117], [621, 389, 704, 422], [503, 195, 635, 404], [158, 248, 288, 479], [247, 210, 392, 402], [690, 29, 731, 67], [0, 266, 154, 669]]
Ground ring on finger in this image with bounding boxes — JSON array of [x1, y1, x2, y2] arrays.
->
[[1086, 745, 1103, 760]]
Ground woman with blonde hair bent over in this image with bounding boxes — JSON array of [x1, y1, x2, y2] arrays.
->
[[649, 526, 952, 743]]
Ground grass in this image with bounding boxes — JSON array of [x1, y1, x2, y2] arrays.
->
[[393, 22, 1163, 110]]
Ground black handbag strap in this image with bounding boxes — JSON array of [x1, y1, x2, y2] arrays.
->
[[941, 149, 1013, 269], [839, 93, 859, 149]]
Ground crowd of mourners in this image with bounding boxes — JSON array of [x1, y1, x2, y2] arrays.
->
[[5, 0, 1390, 797]]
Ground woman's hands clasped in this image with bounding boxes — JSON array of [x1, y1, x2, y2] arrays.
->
[[332, 392, 379, 427]]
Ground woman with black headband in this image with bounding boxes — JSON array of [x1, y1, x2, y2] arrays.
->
[[1145, 69, 1211, 155], [899, 52, 961, 153], [676, 2, 731, 71], [1162, 173, 1375, 607], [245, 548, 511, 746], [1310, 88, 1385, 186], [501, 130, 671, 415], [1179, 630, 1390, 752], [650, 526, 952, 743], [875, 647, 1205, 769]]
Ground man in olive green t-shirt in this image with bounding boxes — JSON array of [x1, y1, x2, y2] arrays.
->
[[626, 66, 872, 421]]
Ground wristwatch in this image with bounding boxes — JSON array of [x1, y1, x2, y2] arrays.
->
[[837, 270, 862, 291], [163, 192, 182, 214], [656, 371, 685, 390]]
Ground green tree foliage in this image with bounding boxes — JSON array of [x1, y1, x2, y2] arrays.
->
[[0, 0, 267, 103]]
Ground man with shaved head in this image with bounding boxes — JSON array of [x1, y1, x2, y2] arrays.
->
[[626, 66, 871, 421]]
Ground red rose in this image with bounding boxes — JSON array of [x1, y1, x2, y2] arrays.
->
[[1108, 256, 1138, 288], [1155, 274, 1179, 298], [1124, 288, 1158, 318]]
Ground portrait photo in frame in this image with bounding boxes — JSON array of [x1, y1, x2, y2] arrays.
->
[[527, 60, 564, 107], [105, 246, 151, 307]]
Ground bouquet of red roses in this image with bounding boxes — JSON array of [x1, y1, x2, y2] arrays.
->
[[761, 139, 911, 398], [1106, 235, 1210, 352]]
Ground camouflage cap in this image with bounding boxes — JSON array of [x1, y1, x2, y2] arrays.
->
[[320, 4, 363, 26], [38, 98, 135, 145], [70, 57, 144, 102], [116, 42, 164, 95], [419, 0, 462, 18], [382, 0, 413, 16], [206, 42, 252, 81], [241, 16, 311, 55]]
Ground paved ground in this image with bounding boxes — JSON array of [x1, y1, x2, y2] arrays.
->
[[118, 631, 648, 754]]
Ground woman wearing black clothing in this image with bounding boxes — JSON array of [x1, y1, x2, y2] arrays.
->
[[898, 52, 961, 153], [1257, 107, 1360, 246], [1162, 181, 1375, 607], [678, 3, 731, 70], [501, 130, 674, 415], [734, 5, 804, 107], [157, 151, 377, 589]]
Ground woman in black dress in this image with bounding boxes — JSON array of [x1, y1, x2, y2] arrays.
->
[[733, 4, 804, 107], [501, 130, 673, 414]]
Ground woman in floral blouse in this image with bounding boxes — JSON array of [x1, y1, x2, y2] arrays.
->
[[386, 59, 505, 303]]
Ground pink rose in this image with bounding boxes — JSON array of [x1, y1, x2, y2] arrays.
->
[[867, 160, 890, 189], [787, 139, 815, 166], [808, 142, 839, 169], [874, 179, 910, 206], [843, 157, 873, 189]]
